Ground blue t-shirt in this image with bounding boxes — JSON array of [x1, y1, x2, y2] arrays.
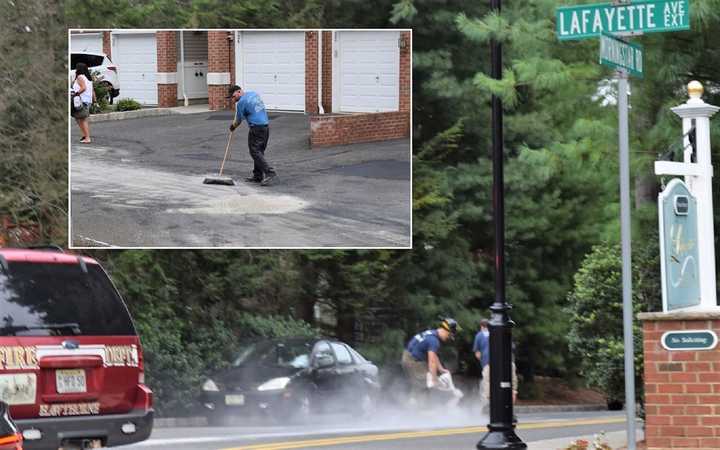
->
[[234, 91, 269, 126], [473, 330, 490, 369], [406, 330, 440, 361]]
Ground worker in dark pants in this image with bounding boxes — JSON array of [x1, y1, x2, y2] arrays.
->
[[401, 318, 461, 407], [227, 85, 277, 186]]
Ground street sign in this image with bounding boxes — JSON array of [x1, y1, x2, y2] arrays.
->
[[659, 178, 701, 311], [556, 0, 690, 40], [662, 330, 718, 351], [599, 32, 643, 77]]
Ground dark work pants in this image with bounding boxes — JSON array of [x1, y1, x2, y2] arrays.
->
[[248, 125, 274, 179]]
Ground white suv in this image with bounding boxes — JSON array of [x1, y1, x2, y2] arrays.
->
[[70, 52, 120, 104]]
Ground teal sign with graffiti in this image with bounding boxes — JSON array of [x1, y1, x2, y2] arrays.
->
[[659, 179, 700, 311]]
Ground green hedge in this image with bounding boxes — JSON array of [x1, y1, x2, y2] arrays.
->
[[566, 237, 661, 410]]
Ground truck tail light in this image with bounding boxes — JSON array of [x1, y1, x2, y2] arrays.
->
[[134, 384, 153, 411]]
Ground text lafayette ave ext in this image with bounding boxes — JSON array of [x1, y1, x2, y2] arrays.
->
[[556, 0, 689, 40]]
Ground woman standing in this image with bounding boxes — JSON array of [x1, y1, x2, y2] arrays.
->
[[72, 62, 95, 143]]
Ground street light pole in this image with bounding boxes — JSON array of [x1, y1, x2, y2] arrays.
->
[[477, 0, 526, 448]]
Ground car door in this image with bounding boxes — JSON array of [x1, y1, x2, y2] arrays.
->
[[328, 342, 366, 411], [309, 341, 337, 408], [346, 343, 378, 382]]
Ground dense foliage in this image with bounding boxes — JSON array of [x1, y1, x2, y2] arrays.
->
[[566, 238, 661, 407], [3, 0, 720, 412], [0, 0, 67, 244]]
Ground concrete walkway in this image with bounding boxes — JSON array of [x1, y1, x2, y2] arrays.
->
[[531, 429, 644, 449], [89, 103, 213, 123]]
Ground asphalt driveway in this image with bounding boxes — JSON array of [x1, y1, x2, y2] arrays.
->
[[70, 111, 411, 248]]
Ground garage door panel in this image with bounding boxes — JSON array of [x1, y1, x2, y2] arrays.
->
[[338, 31, 400, 113], [71, 34, 103, 54], [113, 33, 157, 105], [244, 50, 268, 63], [240, 32, 305, 111]]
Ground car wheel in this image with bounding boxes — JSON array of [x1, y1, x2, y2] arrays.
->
[[206, 410, 233, 426], [359, 389, 377, 417], [101, 81, 113, 105], [270, 390, 312, 424], [293, 390, 312, 423]]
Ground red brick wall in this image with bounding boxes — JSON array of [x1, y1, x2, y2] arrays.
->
[[208, 85, 229, 111], [102, 31, 111, 58], [399, 31, 411, 113], [156, 31, 176, 73], [641, 314, 720, 450], [158, 84, 177, 108], [322, 31, 332, 113], [208, 31, 232, 73], [310, 111, 410, 148], [305, 31, 318, 114], [156, 31, 177, 107], [208, 31, 232, 110]]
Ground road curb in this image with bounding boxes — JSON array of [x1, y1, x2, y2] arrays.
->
[[152, 405, 608, 428], [89, 108, 178, 123], [515, 404, 608, 413]]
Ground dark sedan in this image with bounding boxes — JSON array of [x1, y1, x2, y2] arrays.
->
[[201, 338, 380, 425], [0, 402, 22, 450]]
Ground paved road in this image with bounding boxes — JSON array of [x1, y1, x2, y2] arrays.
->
[[70, 112, 411, 248], [121, 411, 630, 450]]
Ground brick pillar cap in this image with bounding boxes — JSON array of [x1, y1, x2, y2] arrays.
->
[[638, 310, 720, 321]]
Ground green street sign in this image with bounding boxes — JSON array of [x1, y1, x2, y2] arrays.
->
[[599, 32, 643, 77], [662, 330, 718, 351], [556, 0, 690, 41], [659, 179, 701, 311]]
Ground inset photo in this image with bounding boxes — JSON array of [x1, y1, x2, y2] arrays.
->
[[69, 29, 411, 248]]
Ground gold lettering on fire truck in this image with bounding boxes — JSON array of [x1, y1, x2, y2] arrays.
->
[[104, 345, 138, 367], [0, 346, 38, 369], [39, 402, 100, 417]]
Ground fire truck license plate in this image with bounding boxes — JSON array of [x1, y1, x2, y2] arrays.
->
[[56, 369, 86, 394]]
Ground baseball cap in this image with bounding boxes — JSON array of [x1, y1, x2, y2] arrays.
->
[[226, 85, 242, 98]]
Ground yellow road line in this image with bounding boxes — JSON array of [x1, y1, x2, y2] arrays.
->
[[225, 416, 626, 450]]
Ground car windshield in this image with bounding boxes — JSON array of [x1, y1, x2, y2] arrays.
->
[[232, 340, 313, 369], [70, 53, 104, 69], [0, 262, 136, 336]]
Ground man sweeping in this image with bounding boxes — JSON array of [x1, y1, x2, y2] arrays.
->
[[227, 85, 277, 186]]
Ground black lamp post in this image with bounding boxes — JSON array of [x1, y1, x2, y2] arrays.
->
[[476, 0, 526, 448]]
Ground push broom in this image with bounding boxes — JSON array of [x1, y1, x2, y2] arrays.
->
[[203, 130, 235, 186]]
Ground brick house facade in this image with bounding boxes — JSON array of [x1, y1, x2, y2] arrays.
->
[[309, 30, 411, 147], [71, 29, 411, 147]]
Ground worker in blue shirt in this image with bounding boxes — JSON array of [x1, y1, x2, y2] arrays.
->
[[227, 85, 277, 186], [474, 318, 518, 416], [402, 318, 460, 406]]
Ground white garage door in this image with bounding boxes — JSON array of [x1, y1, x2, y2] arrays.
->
[[237, 32, 305, 111], [70, 33, 103, 54], [336, 31, 400, 113], [113, 33, 157, 105]]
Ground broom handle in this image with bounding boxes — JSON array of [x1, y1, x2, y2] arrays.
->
[[218, 130, 234, 176]]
